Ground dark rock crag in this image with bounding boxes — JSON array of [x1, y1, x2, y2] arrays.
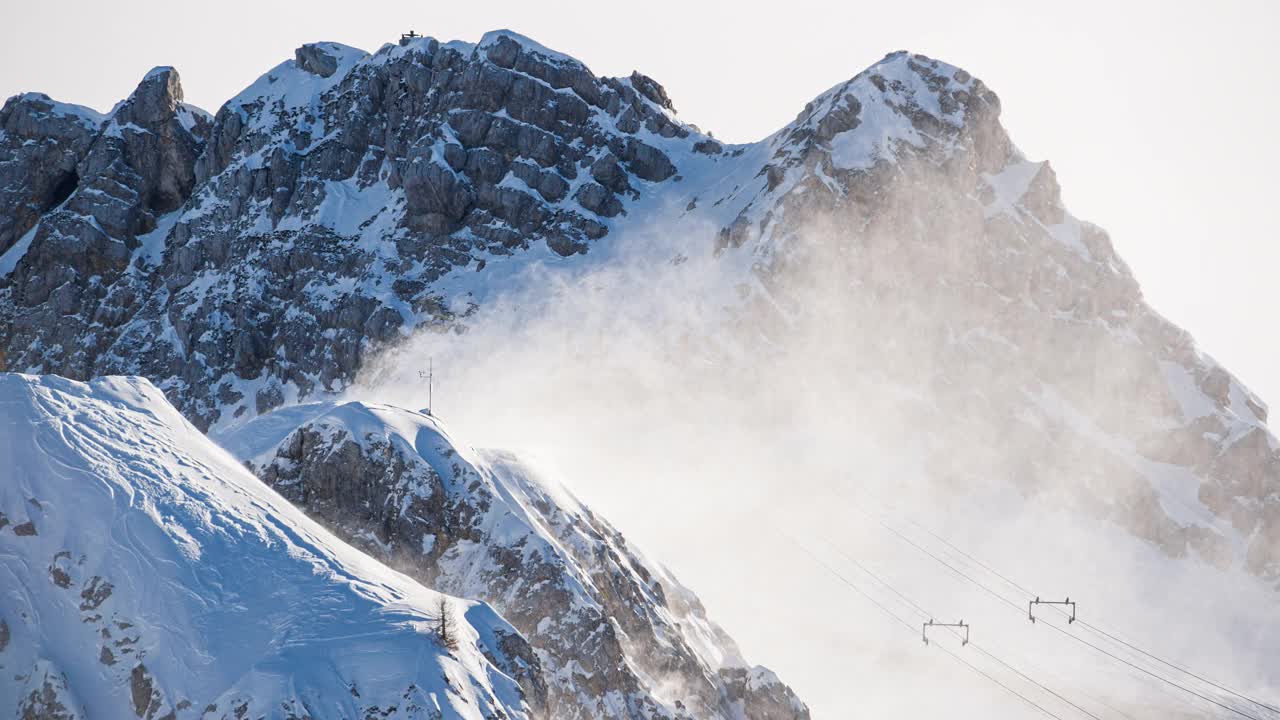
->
[[227, 402, 809, 720]]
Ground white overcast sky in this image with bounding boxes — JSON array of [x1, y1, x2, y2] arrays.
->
[[3, 0, 1278, 405]]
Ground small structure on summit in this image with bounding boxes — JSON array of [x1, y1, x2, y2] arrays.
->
[[418, 357, 434, 416], [400, 30, 421, 46]]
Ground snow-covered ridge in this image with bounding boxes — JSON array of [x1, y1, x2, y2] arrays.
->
[[8, 92, 106, 129], [216, 400, 810, 719], [784, 50, 977, 168], [0, 373, 542, 719]]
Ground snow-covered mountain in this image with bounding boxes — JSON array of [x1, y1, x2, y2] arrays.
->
[[216, 401, 807, 719], [2, 29, 1273, 586], [0, 32, 700, 430], [2, 25, 1279, 717], [713, 51, 1280, 583], [0, 373, 543, 719]]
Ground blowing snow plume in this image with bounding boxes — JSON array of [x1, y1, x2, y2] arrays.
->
[[213, 392, 810, 720], [351, 50, 1280, 718]]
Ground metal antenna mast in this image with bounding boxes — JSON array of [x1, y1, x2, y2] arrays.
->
[[418, 357, 433, 416]]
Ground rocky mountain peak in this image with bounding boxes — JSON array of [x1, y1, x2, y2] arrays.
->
[[477, 29, 586, 69], [114, 66, 185, 128], [776, 50, 1003, 177], [628, 70, 676, 113], [1, 92, 105, 134]]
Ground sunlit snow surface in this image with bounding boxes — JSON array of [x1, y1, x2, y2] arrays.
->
[[0, 374, 534, 719]]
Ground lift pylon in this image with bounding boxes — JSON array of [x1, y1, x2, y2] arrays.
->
[[1028, 596, 1076, 624], [922, 619, 969, 646]]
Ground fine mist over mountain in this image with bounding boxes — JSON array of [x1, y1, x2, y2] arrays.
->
[[2, 27, 1278, 720]]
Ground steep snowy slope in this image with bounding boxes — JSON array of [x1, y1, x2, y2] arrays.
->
[[0, 373, 543, 719], [217, 401, 808, 720]]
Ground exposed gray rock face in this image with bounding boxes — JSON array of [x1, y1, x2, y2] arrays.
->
[[2, 67, 208, 380], [1, 31, 687, 431], [295, 42, 343, 77], [0, 94, 103, 256], [222, 402, 809, 720], [717, 667, 813, 720], [14, 662, 81, 720]]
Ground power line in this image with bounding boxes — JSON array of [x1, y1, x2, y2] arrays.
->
[[967, 641, 1105, 720], [1035, 616, 1264, 720], [934, 641, 1068, 720], [791, 535, 917, 634], [886, 521, 1156, 720], [845, 501, 1026, 613], [844, 497, 1271, 720], [818, 534, 1111, 720], [1073, 620, 1280, 717], [789, 535, 1069, 720], [886, 501, 1280, 717], [902, 514, 1036, 596], [820, 534, 931, 619], [879, 505, 1216, 714]]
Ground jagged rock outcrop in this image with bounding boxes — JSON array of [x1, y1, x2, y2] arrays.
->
[[13, 661, 81, 720], [219, 402, 809, 720], [0, 94, 103, 257], [1, 31, 690, 430], [2, 67, 208, 380]]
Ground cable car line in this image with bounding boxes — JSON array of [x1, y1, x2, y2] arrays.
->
[[819, 535, 1116, 720], [1072, 619, 1280, 716], [934, 641, 1069, 720], [840, 497, 1271, 720], [789, 535, 1069, 720], [879, 499, 1280, 717]]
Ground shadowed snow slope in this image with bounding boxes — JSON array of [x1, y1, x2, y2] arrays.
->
[[0, 373, 542, 720]]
